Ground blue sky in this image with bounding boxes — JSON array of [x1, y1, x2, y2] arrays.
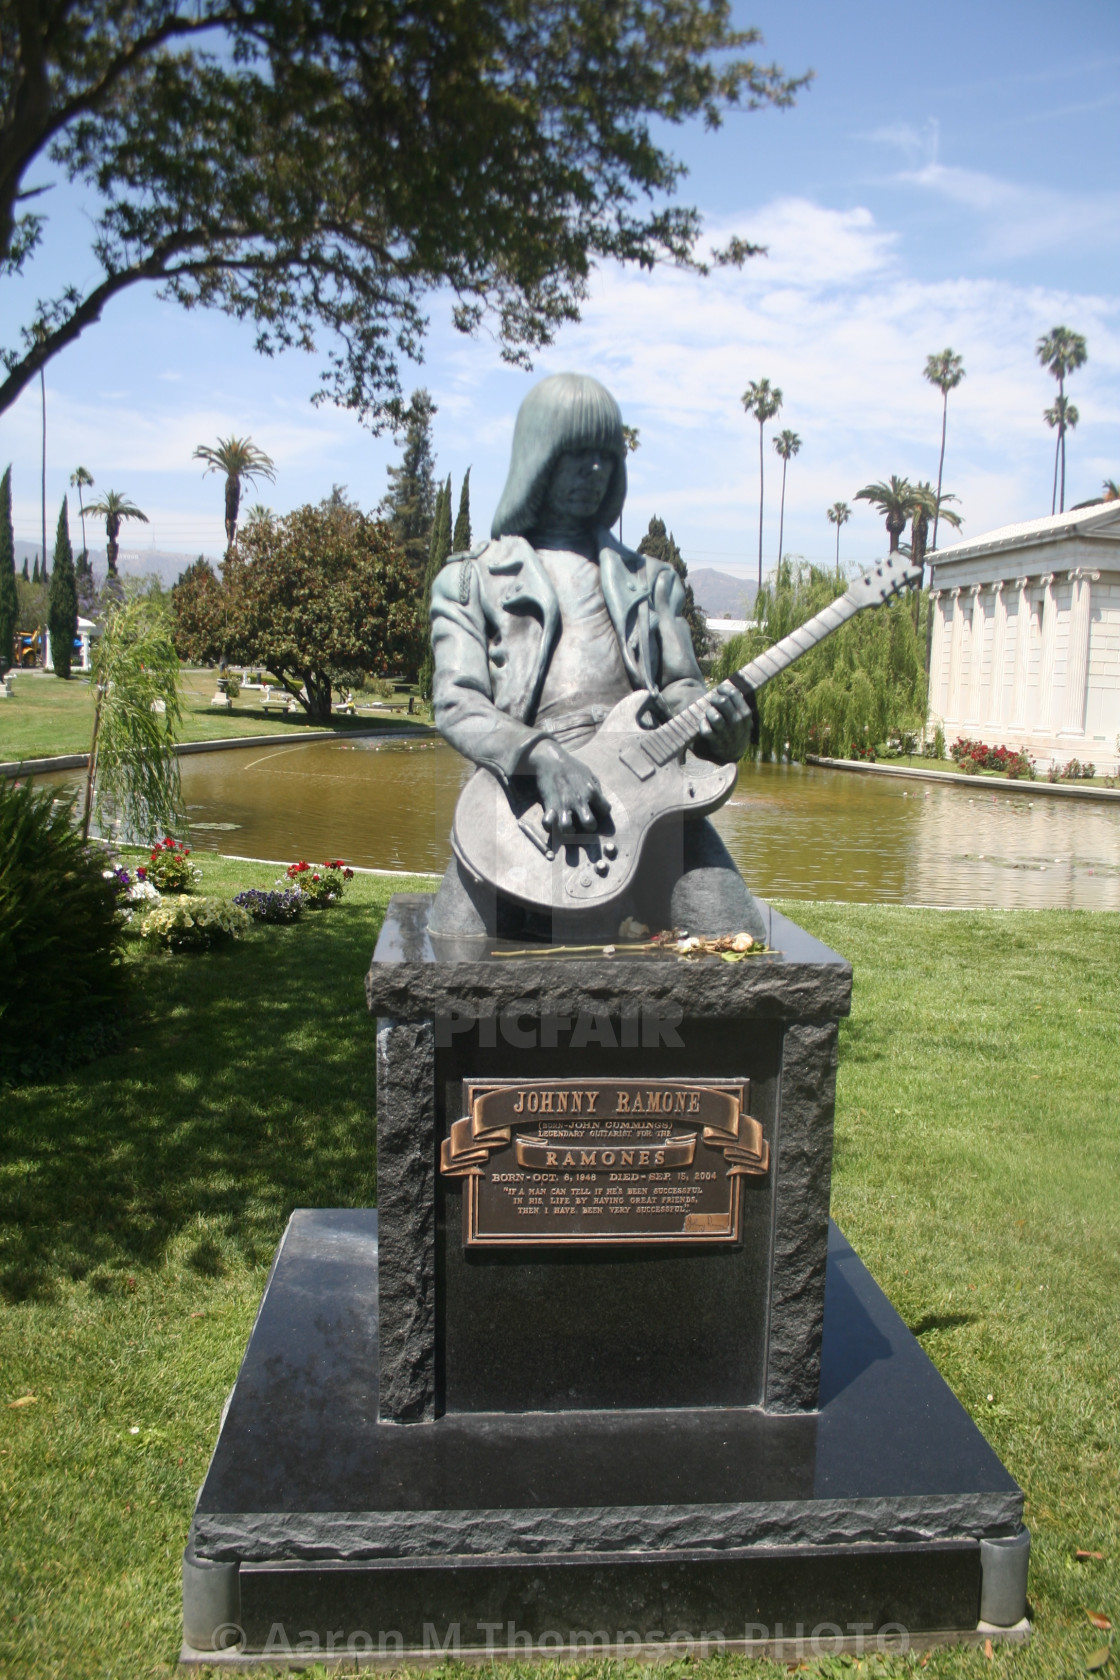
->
[[2, 0, 1117, 582]]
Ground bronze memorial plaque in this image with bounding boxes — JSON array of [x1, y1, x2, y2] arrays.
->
[[440, 1078, 769, 1248]]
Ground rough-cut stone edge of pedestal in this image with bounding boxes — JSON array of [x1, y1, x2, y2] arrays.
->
[[190, 1489, 1023, 1564], [365, 962, 851, 1022], [376, 1020, 437, 1422], [765, 1022, 839, 1411], [364, 898, 852, 1023]]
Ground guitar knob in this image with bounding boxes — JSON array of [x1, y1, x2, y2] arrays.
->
[[594, 859, 609, 876], [603, 840, 617, 859]]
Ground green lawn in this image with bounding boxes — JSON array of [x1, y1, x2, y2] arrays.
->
[[0, 671, 430, 763], [2, 876, 1117, 1680]]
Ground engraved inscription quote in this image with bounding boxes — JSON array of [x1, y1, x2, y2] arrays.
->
[[440, 1079, 769, 1247]]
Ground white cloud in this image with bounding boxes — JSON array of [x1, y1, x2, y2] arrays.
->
[[860, 119, 940, 168], [3, 192, 1117, 575], [517, 196, 1120, 569], [895, 162, 1120, 262]]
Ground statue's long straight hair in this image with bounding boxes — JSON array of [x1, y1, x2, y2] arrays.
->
[[491, 373, 627, 538]]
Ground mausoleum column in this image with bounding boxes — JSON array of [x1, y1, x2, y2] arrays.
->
[[988, 581, 1007, 727], [967, 585, 985, 724], [946, 588, 964, 726], [1060, 568, 1098, 736], [1036, 574, 1058, 736], [927, 590, 946, 717], [1010, 577, 1031, 729]]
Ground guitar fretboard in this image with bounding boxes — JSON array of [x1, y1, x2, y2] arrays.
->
[[638, 554, 923, 767]]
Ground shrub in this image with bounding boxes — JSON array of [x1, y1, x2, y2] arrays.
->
[[0, 778, 127, 1080], [234, 888, 304, 924], [140, 895, 250, 951], [142, 837, 200, 893], [284, 859, 354, 905], [949, 737, 1034, 780]]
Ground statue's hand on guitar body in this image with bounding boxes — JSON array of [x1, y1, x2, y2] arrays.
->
[[451, 551, 924, 912], [524, 738, 613, 835]]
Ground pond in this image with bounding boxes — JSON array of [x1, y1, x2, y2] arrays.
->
[[44, 735, 1120, 910]]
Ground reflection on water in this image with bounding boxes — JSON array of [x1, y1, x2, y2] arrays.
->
[[712, 761, 1120, 910], [40, 737, 1120, 909], [180, 736, 468, 876]]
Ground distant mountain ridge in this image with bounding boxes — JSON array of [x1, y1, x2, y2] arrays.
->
[[14, 540, 216, 585], [13, 537, 758, 615], [688, 567, 757, 620]]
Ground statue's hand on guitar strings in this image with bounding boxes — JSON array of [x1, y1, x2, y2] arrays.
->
[[525, 738, 612, 834], [693, 683, 756, 764]]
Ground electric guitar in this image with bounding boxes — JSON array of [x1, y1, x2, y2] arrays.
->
[[451, 552, 924, 911]]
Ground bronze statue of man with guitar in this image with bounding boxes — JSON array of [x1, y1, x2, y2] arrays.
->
[[428, 372, 921, 946]]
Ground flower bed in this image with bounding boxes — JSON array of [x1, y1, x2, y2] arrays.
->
[[1049, 756, 1096, 782], [949, 738, 1034, 779], [140, 895, 250, 952], [140, 837, 201, 892], [284, 859, 354, 906], [234, 888, 304, 924]]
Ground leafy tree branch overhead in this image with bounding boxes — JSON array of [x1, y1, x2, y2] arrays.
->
[[0, 0, 809, 427]]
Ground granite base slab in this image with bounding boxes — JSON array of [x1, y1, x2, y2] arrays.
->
[[182, 1211, 1027, 1663]]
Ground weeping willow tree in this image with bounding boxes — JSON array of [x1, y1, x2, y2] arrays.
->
[[82, 596, 184, 843], [711, 559, 928, 762]]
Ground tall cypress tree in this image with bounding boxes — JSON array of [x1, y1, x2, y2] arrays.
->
[[417, 477, 453, 699], [638, 515, 710, 663], [452, 467, 472, 552], [380, 388, 438, 578], [48, 497, 78, 679], [21, 556, 30, 581], [0, 468, 17, 677], [32, 555, 40, 584], [74, 548, 96, 614]]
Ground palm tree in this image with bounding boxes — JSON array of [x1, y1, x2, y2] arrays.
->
[[909, 482, 962, 568], [773, 429, 801, 565], [742, 379, 783, 591], [70, 466, 94, 559], [87, 490, 149, 576], [1103, 479, 1120, 502], [923, 349, 965, 552], [826, 501, 850, 580], [193, 435, 276, 548], [907, 481, 962, 629], [1043, 398, 1079, 514], [1036, 326, 1087, 514], [854, 475, 914, 552]]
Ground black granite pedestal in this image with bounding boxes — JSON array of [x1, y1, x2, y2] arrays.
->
[[182, 1214, 1028, 1666], [182, 897, 1029, 1665]]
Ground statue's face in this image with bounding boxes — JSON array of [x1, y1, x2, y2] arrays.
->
[[542, 449, 610, 523]]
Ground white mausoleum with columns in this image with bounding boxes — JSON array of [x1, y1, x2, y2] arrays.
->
[[927, 502, 1120, 773]]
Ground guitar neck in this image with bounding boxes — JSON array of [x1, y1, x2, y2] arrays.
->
[[640, 555, 924, 765]]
